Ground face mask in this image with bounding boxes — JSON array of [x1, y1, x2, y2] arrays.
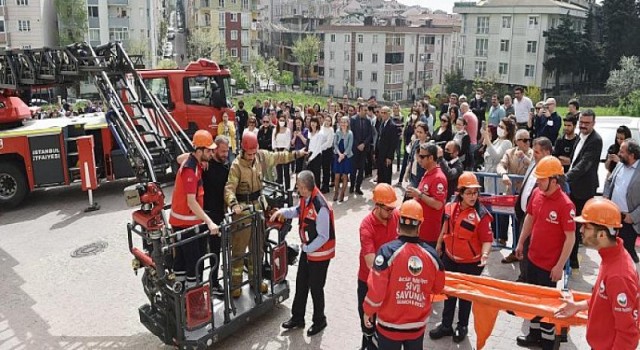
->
[[443, 152, 453, 161], [475, 94, 481, 100], [279, 121, 285, 127], [497, 128, 505, 138], [411, 114, 417, 120]]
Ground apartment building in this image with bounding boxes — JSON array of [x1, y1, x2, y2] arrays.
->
[[319, 24, 460, 101], [453, 0, 591, 89], [85, 0, 159, 49], [186, 0, 258, 65], [0, 0, 58, 49]]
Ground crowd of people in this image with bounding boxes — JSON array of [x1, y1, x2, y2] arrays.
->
[[169, 85, 640, 350]]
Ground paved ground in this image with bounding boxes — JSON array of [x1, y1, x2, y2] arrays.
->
[[0, 170, 623, 350]]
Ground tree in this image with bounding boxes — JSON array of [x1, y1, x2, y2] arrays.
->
[[443, 69, 465, 95], [606, 56, 640, 97], [543, 16, 580, 94], [223, 57, 249, 90], [156, 59, 178, 69], [263, 58, 279, 91], [250, 54, 266, 91], [291, 35, 320, 86], [55, 0, 88, 45], [187, 28, 222, 60], [577, 6, 606, 89], [602, 0, 639, 70], [277, 70, 294, 90], [126, 38, 150, 66]]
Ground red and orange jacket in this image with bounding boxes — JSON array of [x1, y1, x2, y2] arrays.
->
[[364, 235, 445, 341]]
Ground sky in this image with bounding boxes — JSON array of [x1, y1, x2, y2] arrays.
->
[[396, 0, 458, 13]]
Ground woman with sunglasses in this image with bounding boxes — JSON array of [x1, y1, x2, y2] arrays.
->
[[430, 172, 493, 343], [482, 117, 516, 194], [433, 113, 453, 145], [404, 121, 430, 188], [396, 107, 422, 187], [243, 116, 259, 137]]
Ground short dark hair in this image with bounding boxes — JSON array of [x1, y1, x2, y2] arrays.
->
[[568, 99, 579, 110], [514, 86, 524, 94], [563, 115, 577, 126], [419, 143, 438, 158], [593, 223, 617, 242], [580, 109, 596, 120], [533, 137, 553, 153]]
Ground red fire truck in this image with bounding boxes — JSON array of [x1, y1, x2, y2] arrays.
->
[[0, 42, 235, 209]]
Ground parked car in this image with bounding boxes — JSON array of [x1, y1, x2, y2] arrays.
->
[[594, 116, 640, 194]]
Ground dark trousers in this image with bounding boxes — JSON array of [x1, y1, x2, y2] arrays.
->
[[395, 139, 402, 169], [173, 227, 207, 285], [441, 254, 484, 328], [620, 223, 639, 263], [291, 252, 330, 324], [494, 214, 511, 242], [358, 279, 375, 349], [365, 146, 374, 177], [515, 208, 529, 281], [351, 150, 366, 190], [569, 196, 587, 268], [308, 155, 322, 188], [376, 156, 393, 184], [208, 234, 221, 284], [397, 152, 410, 184], [321, 148, 333, 190], [276, 163, 291, 190], [376, 331, 423, 350], [526, 261, 558, 350]]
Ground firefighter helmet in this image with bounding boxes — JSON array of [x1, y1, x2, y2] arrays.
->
[[533, 155, 564, 179], [241, 132, 259, 151], [574, 198, 622, 228], [192, 130, 217, 149], [372, 183, 398, 208], [457, 171, 481, 189], [399, 199, 424, 226]]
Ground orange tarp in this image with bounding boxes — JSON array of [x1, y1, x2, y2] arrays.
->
[[436, 272, 590, 350]]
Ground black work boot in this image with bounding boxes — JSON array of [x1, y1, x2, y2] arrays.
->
[[429, 324, 454, 339]]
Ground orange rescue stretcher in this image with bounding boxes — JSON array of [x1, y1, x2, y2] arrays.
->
[[436, 272, 590, 350]]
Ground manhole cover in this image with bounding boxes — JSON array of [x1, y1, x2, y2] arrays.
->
[[70, 241, 108, 258]]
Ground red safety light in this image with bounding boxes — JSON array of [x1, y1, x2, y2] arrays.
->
[[185, 284, 212, 329]]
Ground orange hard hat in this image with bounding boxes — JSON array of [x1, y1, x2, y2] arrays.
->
[[242, 132, 259, 151], [533, 155, 564, 179], [574, 198, 622, 228], [399, 199, 424, 225], [192, 130, 217, 149], [457, 171, 481, 189], [373, 183, 398, 207]]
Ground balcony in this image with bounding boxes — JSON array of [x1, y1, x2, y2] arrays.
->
[[109, 16, 130, 28], [88, 17, 100, 29], [0, 7, 5, 17], [200, 0, 211, 8], [108, 0, 129, 5], [0, 32, 9, 46]]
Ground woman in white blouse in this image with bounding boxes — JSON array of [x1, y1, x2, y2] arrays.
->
[[482, 117, 515, 194], [272, 114, 292, 189], [306, 116, 326, 188], [242, 116, 259, 137], [319, 114, 335, 193]]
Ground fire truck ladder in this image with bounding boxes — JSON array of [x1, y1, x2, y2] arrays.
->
[[0, 42, 192, 183]]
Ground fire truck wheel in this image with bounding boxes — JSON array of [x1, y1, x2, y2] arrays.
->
[[0, 162, 28, 209]]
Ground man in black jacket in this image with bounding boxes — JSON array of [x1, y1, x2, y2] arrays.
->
[[470, 88, 488, 134], [437, 140, 464, 200], [376, 106, 399, 184], [235, 100, 249, 142], [566, 109, 603, 269], [350, 103, 374, 195]]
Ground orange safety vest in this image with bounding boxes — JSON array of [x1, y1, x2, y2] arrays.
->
[[443, 202, 491, 264], [299, 187, 336, 261], [169, 154, 205, 227]]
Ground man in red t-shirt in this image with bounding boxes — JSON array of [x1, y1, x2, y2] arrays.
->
[[406, 143, 447, 246], [358, 184, 400, 350], [515, 156, 575, 349]]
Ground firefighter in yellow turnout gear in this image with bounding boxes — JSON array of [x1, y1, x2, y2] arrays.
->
[[224, 133, 306, 298]]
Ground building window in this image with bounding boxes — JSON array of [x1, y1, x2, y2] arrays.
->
[[500, 39, 509, 52], [241, 30, 248, 43], [393, 71, 402, 84], [219, 29, 225, 40], [474, 61, 487, 78], [0, 18, 5, 33], [372, 34, 378, 44], [109, 27, 128, 41], [230, 48, 238, 57], [420, 36, 435, 45], [372, 53, 378, 63], [502, 16, 511, 28], [88, 6, 99, 18], [358, 34, 363, 43], [230, 13, 238, 22], [89, 28, 100, 41], [525, 64, 535, 77], [475, 38, 488, 57], [219, 0, 224, 7], [0, 0, 5, 5], [356, 88, 363, 97], [409, 53, 414, 63], [16, 0, 27, 5], [219, 12, 225, 28], [344, 51, 349, 61], [526, 41, 537, 53], [344, 70, 349, 79], [476, 16, 489, 34], [328, 85, 334, 95], [219, 47, 226, 58], [550, 17, 559, 29], [356, 70, 362, 81], [231, 30, 238, 40], [345, 34, 350, 42], [329, 51, 334, 60], [242, 0, 249, 9], [17, 20, 30, 31], [528, 16, 539, 29], [499, 62, 508, 75], [384, 52, 404, 64], [370, 89, 377, 98], [241, 47, 249, 62], [330, 34, 335, 42], [329, 68, 335, 78], [357, 52, 363, 62], [371, 72, 377, 82]]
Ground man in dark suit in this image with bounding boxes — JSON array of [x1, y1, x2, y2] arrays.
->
[[350, 103, 373, 195], [375, 106, 399, 184], [566, 109, 603, 269], [437, 140, 464, 200], [255, 100, 271, 121], [251, 99, 262, 119]]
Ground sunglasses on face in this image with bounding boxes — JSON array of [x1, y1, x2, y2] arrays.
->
[[517, 138, 530, 142]]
